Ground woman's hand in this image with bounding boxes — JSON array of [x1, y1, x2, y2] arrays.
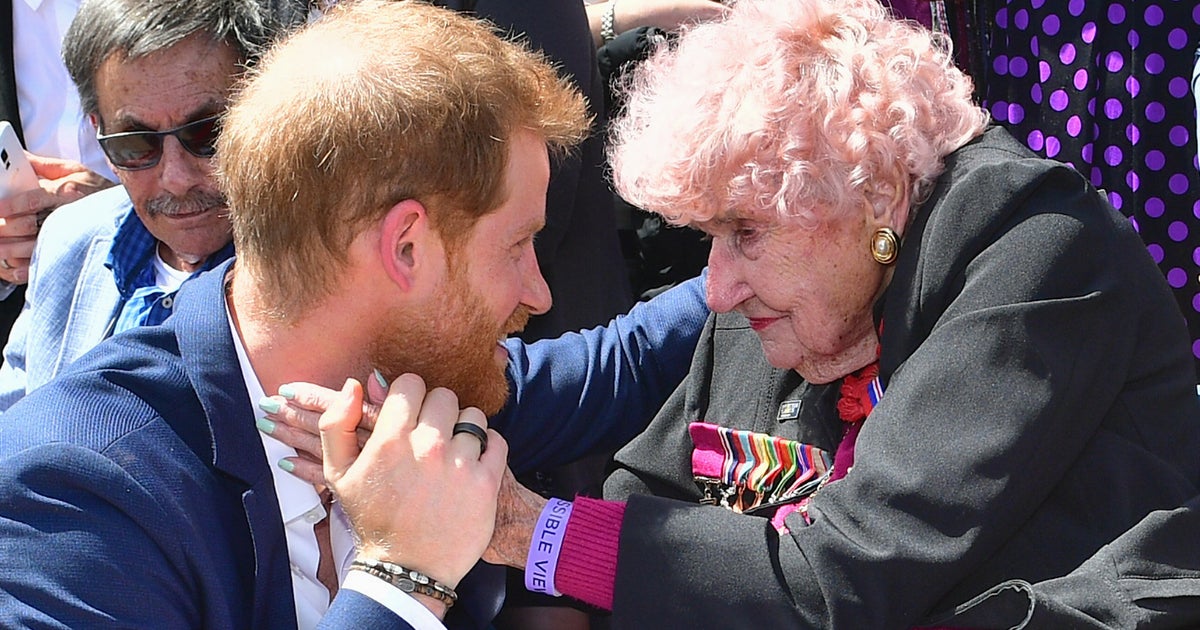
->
[[483, 469, 548, 569], [258, 371, 390, 484]]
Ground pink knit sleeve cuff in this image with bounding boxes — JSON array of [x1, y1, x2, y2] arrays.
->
[[554, 496, 626, 611]]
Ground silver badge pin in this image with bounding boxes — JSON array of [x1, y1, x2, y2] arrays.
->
[[777, 400, 801, 420]]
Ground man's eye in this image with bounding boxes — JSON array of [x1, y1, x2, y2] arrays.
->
[[511, 237, 533, 257]]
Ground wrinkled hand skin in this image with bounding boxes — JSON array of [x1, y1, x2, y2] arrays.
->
[[483, 468, 547, 569]]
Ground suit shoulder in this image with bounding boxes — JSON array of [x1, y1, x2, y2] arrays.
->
[[38, 186, 133, 250], [936, 127, 1086, 202], [917, 126, 1112, 252], [1, 332, 198, 456]]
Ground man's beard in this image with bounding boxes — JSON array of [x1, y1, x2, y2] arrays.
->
[[145, 188, 227, 218], [368, 269, 530, 416]]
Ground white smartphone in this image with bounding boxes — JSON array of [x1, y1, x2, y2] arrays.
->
[[0, 121, 38, 199]]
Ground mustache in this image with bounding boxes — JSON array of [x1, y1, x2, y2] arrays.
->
[[145, 190, 227, 218], [504, 305, 533, 336]]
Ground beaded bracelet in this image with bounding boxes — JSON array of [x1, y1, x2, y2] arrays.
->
[[351, 558, 458, 607]]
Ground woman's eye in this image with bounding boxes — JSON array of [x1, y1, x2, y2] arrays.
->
[[735, 228, 759, 244]]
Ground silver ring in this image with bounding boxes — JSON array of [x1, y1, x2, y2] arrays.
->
[[451, 421, 488, 455], [0, 259, 12, 270]]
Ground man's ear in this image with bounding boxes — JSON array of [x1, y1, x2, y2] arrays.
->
[[379, 199, 431, 293], [88, 112, 100, 132]]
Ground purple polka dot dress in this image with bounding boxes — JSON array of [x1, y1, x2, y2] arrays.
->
[[975, 1, 1200, 374]]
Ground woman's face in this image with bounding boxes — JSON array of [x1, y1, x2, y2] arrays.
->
[[698, 205, 891, 384]]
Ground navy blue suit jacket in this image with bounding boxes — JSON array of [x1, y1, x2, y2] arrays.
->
[[0, 260, 414, 628], [0, 259, 708, 627]]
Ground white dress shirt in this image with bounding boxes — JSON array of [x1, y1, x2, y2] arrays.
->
[[225, 297, 445, 629], [12, 0, 114, 179]]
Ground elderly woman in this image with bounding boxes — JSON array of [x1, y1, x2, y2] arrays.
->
[[476, 0, 1200, 626], [268, 0, 1200, 626]]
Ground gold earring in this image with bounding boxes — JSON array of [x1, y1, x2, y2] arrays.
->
[[871, 227, 899, 265]]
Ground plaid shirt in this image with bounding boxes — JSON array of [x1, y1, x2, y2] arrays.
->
[[106, 211, 235, 334]]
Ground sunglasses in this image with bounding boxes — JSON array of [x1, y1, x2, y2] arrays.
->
[[96, 115, 222, 171]]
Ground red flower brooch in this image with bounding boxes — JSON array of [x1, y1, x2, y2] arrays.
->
[[836, 362, 880, 424]]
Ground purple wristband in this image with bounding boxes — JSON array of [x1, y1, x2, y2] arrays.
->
[[524, 498, 573, 596]]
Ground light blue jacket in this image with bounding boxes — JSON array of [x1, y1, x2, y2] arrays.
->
[[0, 186, 132, 410]]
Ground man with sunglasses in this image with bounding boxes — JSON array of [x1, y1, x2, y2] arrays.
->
[[0, 0, 269, 409]]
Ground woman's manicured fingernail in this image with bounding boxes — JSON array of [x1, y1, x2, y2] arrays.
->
[[277, 459, 295, 473], [258, 397, 282, 414], [372, 369, 388, 390], [278, 384, 296, 400], [256, 417, 276, 435]]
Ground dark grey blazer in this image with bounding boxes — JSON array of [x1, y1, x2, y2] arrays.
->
[[604, 126, 1200, 628], [921, 487, 1200, 628]]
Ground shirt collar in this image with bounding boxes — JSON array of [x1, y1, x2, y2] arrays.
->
[[225, 288, 322, 523], [106, 210, 236, 296]]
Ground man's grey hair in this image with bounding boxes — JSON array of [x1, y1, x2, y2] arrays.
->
[[62, 0, 281, 117]]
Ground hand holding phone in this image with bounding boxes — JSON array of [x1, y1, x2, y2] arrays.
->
[[0, 120, 114, 285], [0, 121, 38, 199]]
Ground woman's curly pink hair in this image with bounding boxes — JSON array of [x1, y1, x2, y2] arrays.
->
[[608, 0, 989, 228]]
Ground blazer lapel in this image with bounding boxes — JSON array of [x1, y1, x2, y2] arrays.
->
[[170, 259, 298, 628], [166, 259, 508, 628], [54, 232, 124, 373]]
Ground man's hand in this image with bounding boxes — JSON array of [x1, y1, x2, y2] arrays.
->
[[0, 153, 113, 284], [588, 0, 729, 48], [620, 0, 729, 32], [321, 374, 506, 594], [482, 468, 548, 569]]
